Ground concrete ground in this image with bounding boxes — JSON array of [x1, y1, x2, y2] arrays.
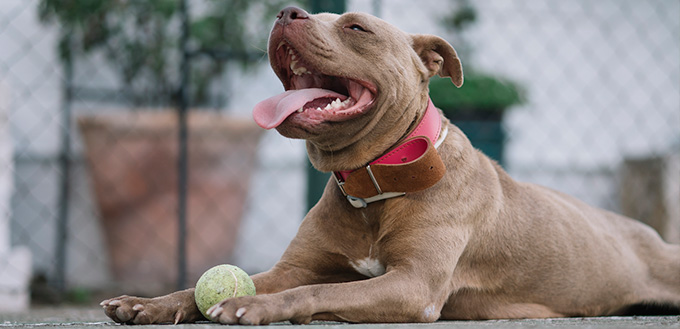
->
[[1, 307, 679, 329]]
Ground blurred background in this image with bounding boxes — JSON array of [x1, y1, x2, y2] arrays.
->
[[0, 0, 678, 311]]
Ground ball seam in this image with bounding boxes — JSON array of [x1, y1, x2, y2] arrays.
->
[[227, 267, 239, 298]]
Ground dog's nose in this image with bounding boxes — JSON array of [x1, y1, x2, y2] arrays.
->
[[277, 6, 309, 26]]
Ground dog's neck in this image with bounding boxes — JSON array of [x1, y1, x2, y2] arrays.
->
[[306, 94, 431, 171], [330, 97, 447, 208], [334, 98, 442, 177]]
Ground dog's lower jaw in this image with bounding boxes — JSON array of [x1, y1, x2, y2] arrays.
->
[[306, 141, 368, 173], [304, 102, 429, 172]]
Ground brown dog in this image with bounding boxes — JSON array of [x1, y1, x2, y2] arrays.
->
[[101, 7, 680, 325]]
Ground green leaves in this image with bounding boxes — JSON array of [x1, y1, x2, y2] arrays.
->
[[38, 0, 296, 105], [429, 73, 525, 118]]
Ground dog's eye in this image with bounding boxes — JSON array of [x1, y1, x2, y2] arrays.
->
[[347, 24, 367, 32]]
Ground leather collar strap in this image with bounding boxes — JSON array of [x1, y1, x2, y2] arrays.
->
[[333, 98, 446, 208]]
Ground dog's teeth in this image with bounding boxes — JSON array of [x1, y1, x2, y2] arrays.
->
[[330, 98, 344, 109], [291, 54, 297, 60], [297, 107, 304, 113], [324, 104, 333, 111], [290, 60, 308, 75], [316, 107, 323, 111]]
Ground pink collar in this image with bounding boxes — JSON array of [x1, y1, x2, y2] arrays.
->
[[333, 98, 445, 207]]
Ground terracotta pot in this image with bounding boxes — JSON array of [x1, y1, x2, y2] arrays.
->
[[79, 111, 263, 293]]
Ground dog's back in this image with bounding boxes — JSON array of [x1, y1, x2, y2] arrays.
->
[[499, 159, 680, 316], [436, 137, 680, 319]]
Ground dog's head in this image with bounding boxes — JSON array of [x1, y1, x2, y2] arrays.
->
[[254, 7, 463, 171]]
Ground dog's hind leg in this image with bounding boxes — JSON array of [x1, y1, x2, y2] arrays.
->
[[441, 297, 565, 320], [488, 303, 565, 319]]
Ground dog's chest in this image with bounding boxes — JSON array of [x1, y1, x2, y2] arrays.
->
[[345, 236, 385, 278], [350, 257, 385, 278], [345, 212, 386, 277]]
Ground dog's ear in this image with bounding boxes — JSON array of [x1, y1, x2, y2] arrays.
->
[[411, 34, 463, 87]]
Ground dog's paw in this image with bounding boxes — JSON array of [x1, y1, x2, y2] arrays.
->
[[100, 295, 185, 325], [206, 295, 311, 325], [206, 296, 270, 325]]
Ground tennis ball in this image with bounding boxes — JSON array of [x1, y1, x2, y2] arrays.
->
[[194, 264, 256, 319]]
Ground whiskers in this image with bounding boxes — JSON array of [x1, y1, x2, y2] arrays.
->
[[249, 43, 270, 64]]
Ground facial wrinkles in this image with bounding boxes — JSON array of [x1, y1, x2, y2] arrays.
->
[[309, 52, 423, 155], [295, 14, 427, 159]]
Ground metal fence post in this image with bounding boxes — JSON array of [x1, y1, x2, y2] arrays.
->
[[54, 31, 74, 295], [177, 0, 191, 291]]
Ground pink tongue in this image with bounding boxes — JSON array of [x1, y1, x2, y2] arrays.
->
[[253, 88, 345, 129]]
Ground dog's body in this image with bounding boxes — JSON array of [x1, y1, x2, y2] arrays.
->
[[101, 7, 680, 325]]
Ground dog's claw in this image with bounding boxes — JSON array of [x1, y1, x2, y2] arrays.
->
[[236, 307, 247, 318], [208, 305, 223, 319], [174, 311, 183, 325]]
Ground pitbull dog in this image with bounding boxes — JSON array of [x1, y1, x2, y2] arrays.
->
[[101, 7, 680, 325]]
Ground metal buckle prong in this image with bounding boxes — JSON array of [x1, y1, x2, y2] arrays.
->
[[334, 167, 404, 208], [365, 165, 382, 195]]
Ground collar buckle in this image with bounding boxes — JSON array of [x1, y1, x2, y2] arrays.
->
[[333, 170, 405, 208], [331, 98, 445, 209]]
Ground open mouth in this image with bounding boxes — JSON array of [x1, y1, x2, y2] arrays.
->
[[253, 42, 376, 130]]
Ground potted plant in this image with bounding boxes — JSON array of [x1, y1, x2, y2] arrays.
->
[[38, 0, 289, 292], [430, 1, 525, 165], [78, 112, 263, 292], [38, 0, 291, 104], [429, 73, 524, 165]]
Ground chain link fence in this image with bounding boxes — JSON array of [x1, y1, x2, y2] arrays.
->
[[0, 0, 678, 308]]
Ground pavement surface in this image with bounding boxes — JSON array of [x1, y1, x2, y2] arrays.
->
[[0, 307, 679, 329]]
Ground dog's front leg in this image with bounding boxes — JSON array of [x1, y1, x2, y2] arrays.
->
[[210, 216, 472, 325], [251, 261, 325, 295], [101, 289, 204, 325], [208, 269, 450, 325], [100, 261, 321, 324], [206, 210, 474, 325]]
